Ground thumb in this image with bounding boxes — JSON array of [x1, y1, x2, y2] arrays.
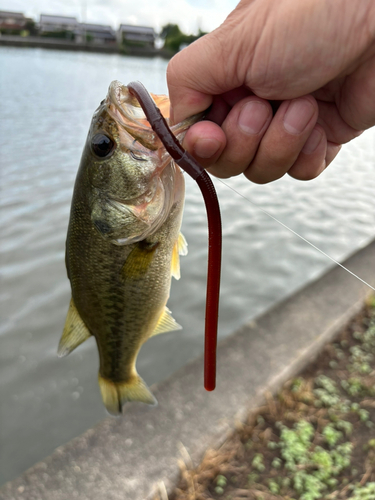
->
[[167, 31, 241, 124]]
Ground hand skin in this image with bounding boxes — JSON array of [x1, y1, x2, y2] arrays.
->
[[167, 0, 375, 183]]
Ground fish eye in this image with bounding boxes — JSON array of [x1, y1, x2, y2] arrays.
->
[[91, 133, 115, 158]]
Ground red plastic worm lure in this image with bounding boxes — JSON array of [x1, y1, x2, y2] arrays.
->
[[127, 81, 222, 391]]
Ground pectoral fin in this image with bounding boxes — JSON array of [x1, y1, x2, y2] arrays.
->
[[151, 307, 182, 337], [121, 241, 159, 280], [178, 233, 188, 255], [58, 298, 91, 357], [171, 233, 188, 280]]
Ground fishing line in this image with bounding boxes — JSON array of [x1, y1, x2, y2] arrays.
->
[[217, 178, 375, 292]]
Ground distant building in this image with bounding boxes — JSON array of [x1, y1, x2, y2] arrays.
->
[[39, 14, 79, 35], [117, 24, 155, 47], [75, 23, 116, 44], [0, 10, 28, 33]]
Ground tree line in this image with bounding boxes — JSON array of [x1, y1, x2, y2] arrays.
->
[[160, 24, 207, 53]]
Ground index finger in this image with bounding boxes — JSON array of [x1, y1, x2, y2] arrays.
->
[[167, 34, 241, 124]]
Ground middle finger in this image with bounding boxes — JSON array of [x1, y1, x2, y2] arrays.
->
[[206, 96, 273, 178]]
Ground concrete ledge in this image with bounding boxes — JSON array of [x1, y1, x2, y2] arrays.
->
[[1, 241, 374, 500]]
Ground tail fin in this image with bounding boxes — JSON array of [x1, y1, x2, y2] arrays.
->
[[98, 374, 157, 415]]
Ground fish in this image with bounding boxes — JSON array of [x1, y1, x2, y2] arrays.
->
[[58, 80, 201, 415]]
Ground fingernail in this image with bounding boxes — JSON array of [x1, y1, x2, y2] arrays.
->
[[283, 98, 315, 134], [238, 101, 269, 135], [302, 128, 323, 154], [193, 138, 221, 159]]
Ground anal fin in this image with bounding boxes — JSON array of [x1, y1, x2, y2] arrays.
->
[[58, 298, 91, 357], [151, 306, 182, 336]]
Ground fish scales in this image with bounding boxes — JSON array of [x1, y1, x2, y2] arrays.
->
[[59, 81, 198, 414]]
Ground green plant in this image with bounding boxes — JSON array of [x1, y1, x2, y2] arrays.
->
[[335, 419, 353, 436], [252, 453, 265, 472], [291, 377, 304, 392], [216, 475, 227, 488], [213, 474, 227, 495], [268, 479, 279, 494], [322, 424, 342, 447], [314, 375, 341, 407], [349, 482, 375, 499]]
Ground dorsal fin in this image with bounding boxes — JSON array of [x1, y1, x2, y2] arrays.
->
[[58, 298, 91, 357], [151, 307, 182, 337], [171, 233, 188, 280]]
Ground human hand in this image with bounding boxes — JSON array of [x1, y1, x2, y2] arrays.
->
[[167, 0, 375, 183]]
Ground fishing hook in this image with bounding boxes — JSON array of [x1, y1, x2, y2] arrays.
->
[[127, 81, 222, 391]]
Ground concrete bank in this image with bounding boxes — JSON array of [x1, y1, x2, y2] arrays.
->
[[0, 35, 172, 58], [1, 240, 374, 500]]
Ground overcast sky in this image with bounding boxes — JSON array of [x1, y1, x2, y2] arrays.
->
[[0, 0, 239, 34]]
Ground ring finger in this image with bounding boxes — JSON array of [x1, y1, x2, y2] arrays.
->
[[245, 95, 323, 184]]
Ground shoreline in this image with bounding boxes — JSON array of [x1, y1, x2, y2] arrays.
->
[[0, 35, 173, 58]]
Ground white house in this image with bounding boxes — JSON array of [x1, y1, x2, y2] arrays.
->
[[39, 14, 78, 34], [75, 23, 116, 44], [0, 10, 28, 32], [117, 24, 155, 46]]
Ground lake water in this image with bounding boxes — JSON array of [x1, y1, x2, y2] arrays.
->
[[0, 47, 374, 486]]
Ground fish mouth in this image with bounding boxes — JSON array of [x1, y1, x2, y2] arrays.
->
[[106, 80, 204, 152], [106, 81, 167, 151]]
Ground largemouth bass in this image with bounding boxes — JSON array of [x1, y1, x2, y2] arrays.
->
[[58, 81, 200, 415]]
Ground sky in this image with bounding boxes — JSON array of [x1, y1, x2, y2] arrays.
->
[[0, 0, 239, 34]]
